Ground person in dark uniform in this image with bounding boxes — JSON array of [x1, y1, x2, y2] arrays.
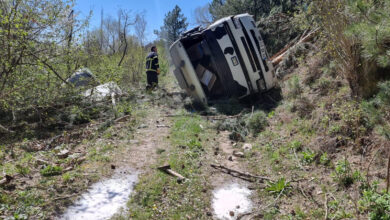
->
[[145, 46, 160, 90]]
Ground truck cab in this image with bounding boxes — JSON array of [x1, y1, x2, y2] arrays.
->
[[169, 13, 276, 104]]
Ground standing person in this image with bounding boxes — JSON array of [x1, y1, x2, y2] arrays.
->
[[145, 46, 160, 90]]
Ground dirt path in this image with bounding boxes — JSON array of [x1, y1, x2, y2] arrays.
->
[[116, 108, 172, 171], [207, 130, 257, 220]]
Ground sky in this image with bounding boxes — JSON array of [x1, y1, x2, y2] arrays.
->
[[74, 0, 212, 43]]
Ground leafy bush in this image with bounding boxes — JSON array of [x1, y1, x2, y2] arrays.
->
[[301, 150, 315, 164], [289, 140, 303, 151], [332, 159, 360, 188], [320, 152, 331, 166], [291, 97, 314, 119], [40, 165, 62, 177], [266, 177, 291, 196], [247, 111, 268, 135], [360, 184, 390, 220], [286, 75, 302, 99]]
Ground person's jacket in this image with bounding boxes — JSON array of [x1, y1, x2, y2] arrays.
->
[[145, 52, 159, 73]]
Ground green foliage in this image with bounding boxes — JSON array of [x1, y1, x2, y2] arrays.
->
[[320, 152, 331, 166], [360, 184, 390, 220], [362, 80, 390, 140], [62, 172, 72, 183], [289, 140, 303, 151], [247, 111, 268, 135], [40, 165, 62, 177], [266, 177, 291, 196], [158, 5, 188, 46], [332, 158, 360, 188], [286, 75, 302, 99], [347, 0, 390, 68], [301, 150, 315, 164], [16, 164, 30, 176]]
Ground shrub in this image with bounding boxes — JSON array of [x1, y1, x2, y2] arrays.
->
[[289, 140, 303, 151], [360, 183, 390, 220], [301, 150, 315, 164], [266, 177, 291, 196], [247, 111, 268, 135], [320, 152, 331, 166], [291, 97, 314, 119], [286, 75, 302, 99], [40, 165, 62, 177], [332, 159, 360, 188]]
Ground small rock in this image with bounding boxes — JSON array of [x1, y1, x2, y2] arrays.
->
[[214, 151, 218, 156], [236, 205, 240, 209], [228, 156, 234, 161], [233, 151, 244, 158], [111, 164, 116, 170], [57, 149, 70, 159], [206, 211, 212, 216], [137, 124, 148, 129], [243, 143, 252, 151], [229, 211, 235, 216], [35, 159, 50, 165], [129, 140, 139, 144]]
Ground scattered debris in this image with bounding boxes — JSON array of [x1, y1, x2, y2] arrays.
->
[[57, 149, 70, 159], [158, 165, 187, 183], [35, 158, 50, 166], [233, 151, 245, 158], [83, 82, 123, 102], [243, 143, 252, 151], [211, 164, 273, 183]]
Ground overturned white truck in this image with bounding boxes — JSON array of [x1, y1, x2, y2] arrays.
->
[[169, 13, 276, 105]]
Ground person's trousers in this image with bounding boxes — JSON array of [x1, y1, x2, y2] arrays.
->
[[146, 71, 158, 89]]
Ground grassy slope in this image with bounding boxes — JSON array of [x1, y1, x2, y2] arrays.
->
[[243, 51, 390, 219]]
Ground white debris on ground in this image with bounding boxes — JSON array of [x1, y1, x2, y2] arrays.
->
[[83, 82, 122, 102], [60, 170, 138, 220], [212, 183, 252, 220]]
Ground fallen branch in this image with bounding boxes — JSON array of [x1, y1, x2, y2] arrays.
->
[[210, 164, 273, 183], [114, 115, 131, 123], [164, 114, 194, 118], [158, 165, 187, 183], [205, 111, 244, 120], [271, 28, 320, 66], [324, 193, 328, 220], [0, 123, 14, 134], [156, 125, 170, 128]]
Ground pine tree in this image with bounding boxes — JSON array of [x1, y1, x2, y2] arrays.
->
[[160, 5, 188, 46]]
